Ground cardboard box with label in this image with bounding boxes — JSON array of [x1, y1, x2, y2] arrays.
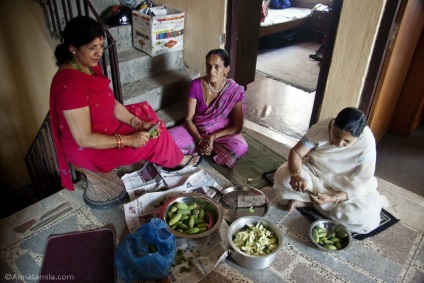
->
[[132, 6, 185, 56]]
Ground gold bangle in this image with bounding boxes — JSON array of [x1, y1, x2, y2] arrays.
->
[[114, 134, 124, 149], [333, 193, 340, 204], [196, 138, 203, 145], [129, 115, 137, 127], [291, 170, 301, 178], [134, 121, 144, 130]]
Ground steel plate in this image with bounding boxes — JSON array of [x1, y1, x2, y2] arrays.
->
[[215, 186, 269, 223]]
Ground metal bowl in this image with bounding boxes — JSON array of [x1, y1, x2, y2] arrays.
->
[[215, 186, 270, 223], [227, 216, 283, 269], [160, 193, 223, 239], [309, 219, 352, 252]]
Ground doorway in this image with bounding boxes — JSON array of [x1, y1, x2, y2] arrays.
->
[[243, 1, 339, 139]]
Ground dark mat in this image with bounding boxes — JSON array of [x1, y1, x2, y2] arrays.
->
[[205, 132, 287, 189], [262, 169, 399, 240], [39, 228, 116, 282]]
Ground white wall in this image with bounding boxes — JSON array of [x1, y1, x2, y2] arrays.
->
[[157, 0, 227, 75], [319, 0, 386, 120]]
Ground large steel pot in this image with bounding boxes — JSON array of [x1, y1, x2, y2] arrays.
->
[[227, 216, 283, 269]]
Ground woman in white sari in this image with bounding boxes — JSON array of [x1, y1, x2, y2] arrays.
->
[[273, 107, 387, 234]]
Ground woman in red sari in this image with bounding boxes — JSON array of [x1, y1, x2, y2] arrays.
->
[[50, 16, 199, 208], [168, 49, 248, 168]]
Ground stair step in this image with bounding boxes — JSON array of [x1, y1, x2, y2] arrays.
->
[[122, 68, 199, 111], [107, 25, 132, 51], [104, 19, 196, 128], [157, 99, 187, 128], [116, 47, 185, 84]]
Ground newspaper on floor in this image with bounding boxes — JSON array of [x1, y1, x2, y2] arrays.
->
[[121, 162, 218, 201], [121, 165, 231, 283]]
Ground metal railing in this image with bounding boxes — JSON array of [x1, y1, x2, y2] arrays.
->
[[25, 0, 122, 199]]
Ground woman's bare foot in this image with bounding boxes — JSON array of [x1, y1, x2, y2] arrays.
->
[[179, 154, 201, 167], [162, 155, 202, 172], [287, 199, 313, 212]]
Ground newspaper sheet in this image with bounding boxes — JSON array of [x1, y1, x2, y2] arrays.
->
[[121, 165, 230, 283]]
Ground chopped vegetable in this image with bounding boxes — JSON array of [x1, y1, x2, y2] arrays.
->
[[232, 222, 278, 256], [312, 226, 349, 250], [248, 206, 255, 213]]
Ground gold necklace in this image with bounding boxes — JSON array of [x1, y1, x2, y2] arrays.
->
[[208, 78, 227, 93], [68, 58, 93, 75]]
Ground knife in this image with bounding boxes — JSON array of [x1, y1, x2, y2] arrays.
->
[[29, 205, 73, 231], [39, 202, 71, 221], [307, 190, 319, 197], [148, 122, 160, 137], [132, 122, 161, 150]]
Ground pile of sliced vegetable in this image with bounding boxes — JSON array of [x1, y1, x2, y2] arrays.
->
[[232, 222, 278, 256]]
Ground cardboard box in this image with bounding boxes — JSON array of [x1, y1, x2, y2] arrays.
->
[[132, 6, 185, 56]]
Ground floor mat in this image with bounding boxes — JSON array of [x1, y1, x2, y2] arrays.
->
[[39, 228, 116, 282], [256, 40, 321, 92], [204, 132, 287, 189], [262, 169, 399, 240]]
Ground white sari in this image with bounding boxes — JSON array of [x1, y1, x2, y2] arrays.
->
[[273, 118, 386, 233]]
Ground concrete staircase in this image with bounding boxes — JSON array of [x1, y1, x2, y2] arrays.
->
[[107, 24, 199, 128]]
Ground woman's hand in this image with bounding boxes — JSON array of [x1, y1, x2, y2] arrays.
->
[[126, 131, 151, 148], [198, 133, 216, 155], [290, 174, 308, 192], [133, 120, 154, 131], [309, 193, 334, 205]]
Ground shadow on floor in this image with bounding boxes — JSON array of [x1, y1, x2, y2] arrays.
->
[[375, 122, 424, 197]]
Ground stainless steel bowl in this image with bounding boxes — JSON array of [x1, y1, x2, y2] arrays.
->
[[161, 193, 223, 239], [227, 216, 283, 269], [215, 186, 270, 223], [309, 219, 352, 252]]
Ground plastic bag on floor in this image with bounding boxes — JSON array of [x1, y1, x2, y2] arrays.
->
[[115, 218, 176, 282]]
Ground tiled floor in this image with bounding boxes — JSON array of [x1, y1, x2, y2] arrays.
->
[[1, 69, 422, 282], [0, 125, 423, 283]]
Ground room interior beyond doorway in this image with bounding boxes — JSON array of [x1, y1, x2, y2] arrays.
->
[[245, 72, 315, 140]]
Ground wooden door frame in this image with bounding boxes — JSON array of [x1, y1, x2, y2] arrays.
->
[[310, 0, 342, 126], [359, 0, 402, 119], [226, 0, 401, 129], [225, 0, 262, 89]]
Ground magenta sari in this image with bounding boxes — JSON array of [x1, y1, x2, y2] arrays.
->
[[169, 78, 248, 168]]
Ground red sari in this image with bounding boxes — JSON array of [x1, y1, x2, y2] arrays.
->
[[50, 66, 183, 191]]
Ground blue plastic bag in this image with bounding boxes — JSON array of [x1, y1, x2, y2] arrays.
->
[[115, 218, 176, 282], [270, 0, 291, 9]]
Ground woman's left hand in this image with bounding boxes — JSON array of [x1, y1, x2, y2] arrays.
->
[[310, 193, 334, 205], [135, 120, 155, 131], [198, 133, 215, 155]]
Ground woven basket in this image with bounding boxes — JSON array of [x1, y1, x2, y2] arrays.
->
[[75, 167, 128, 209]]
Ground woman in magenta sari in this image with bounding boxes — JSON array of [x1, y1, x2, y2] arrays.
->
[[169, 49, 248, 168]]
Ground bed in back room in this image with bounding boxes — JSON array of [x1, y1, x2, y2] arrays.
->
[[260, 0, 333, 38]]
